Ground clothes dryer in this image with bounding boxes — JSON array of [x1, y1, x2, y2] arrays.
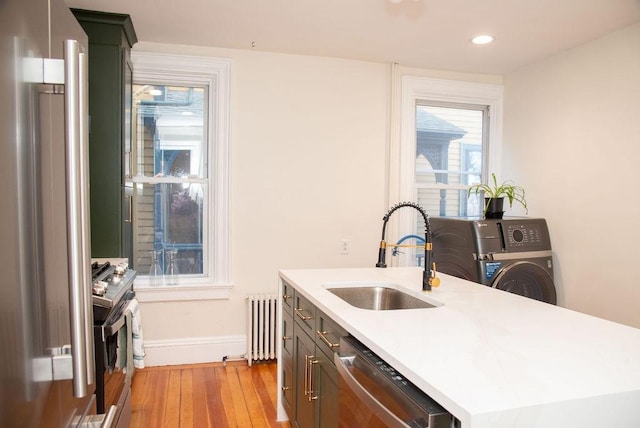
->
[[430, 217, 556, 304]]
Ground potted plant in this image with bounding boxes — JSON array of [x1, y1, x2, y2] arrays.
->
[[468, 173, 528, 219]]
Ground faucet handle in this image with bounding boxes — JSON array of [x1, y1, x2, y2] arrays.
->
[[428, 262, 441, 288]]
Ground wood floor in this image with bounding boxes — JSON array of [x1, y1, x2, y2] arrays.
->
[[130, 361, 292, 428]]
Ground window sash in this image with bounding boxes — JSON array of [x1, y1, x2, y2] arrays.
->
[[414, 102, 489, 218], [130, 51, 231, 301], [394, 76, 503, 267]]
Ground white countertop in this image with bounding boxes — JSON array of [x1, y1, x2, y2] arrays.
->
[[279, 267, 640, 428]]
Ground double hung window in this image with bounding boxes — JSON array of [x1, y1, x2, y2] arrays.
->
[[396, 77, 503, 266], [130, 52, 230, 299]]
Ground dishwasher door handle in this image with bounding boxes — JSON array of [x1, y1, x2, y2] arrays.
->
[[334, 352, 410, 428], [101, 405, 118, 428]]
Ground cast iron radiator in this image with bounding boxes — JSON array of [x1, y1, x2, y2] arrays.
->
[[246, 294, 278, 366]]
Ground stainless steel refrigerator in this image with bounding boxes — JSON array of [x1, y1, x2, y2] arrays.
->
[[1, 0, 97, 426]]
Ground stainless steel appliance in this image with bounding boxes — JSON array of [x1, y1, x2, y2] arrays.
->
[[91, 261, 136, 427], [431, 217, 557, 304], [335, 336, 455, 428], [1, 0, 97, 426]]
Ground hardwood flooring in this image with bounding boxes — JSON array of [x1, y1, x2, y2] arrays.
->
[[130, 361, 292, 428]]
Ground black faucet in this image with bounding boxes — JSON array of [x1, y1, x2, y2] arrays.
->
[[375, 202, 440, 291]]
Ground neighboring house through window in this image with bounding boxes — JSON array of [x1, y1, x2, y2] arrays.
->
[[395, 76, 503, 266], [130, 52, 231, 301]]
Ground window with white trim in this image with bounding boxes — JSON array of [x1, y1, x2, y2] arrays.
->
[[129, 52, 231, 300], [396, 77, 503, 266]]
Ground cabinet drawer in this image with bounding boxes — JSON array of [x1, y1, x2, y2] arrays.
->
[[316, 310, 347, 359], [293, 291, 315, 336], [281, 280, 294, 316]]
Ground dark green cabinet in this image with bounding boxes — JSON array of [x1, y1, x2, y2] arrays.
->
[[316, 352, 339, 428], [293, 325, 316, 428], [281, 281, 346, 428], [315, 311, 341, 428], [71, 9, 137, 262], [281, 282, 295, 418], [281, 311, 294, 417]]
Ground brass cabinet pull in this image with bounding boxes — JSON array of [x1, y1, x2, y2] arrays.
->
[[304, 354, 308, 396], [317, 330, 339, 348], [308, 357, 318, 402], [282, 294, 291, 301], [294, 308, 312, 321], [282, 335, 291, 341]]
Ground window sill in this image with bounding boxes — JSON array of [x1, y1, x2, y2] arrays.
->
[[134, 281, 233, 303]]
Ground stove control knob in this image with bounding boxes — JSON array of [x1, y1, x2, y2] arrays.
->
[[114, 263, 128, 276], [93, 281, 108, 296]]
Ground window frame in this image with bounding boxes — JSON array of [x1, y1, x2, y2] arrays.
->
[[130, 51, 232, 302], [392, 76, 503, 265]]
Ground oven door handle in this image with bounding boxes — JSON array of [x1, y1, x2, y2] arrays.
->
[[104, 310, 127, 337], [334, 352, 410, 428], [101, 307, 135, 382]]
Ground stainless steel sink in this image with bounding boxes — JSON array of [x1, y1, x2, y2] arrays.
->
[[326, 285, 437, 310]]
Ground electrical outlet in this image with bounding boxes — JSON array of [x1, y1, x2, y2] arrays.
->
[[340, 239, 350, 255]]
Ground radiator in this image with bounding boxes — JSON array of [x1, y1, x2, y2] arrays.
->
[[246, 294, 278, 366]]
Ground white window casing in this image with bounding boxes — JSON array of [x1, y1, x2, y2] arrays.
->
[[389, 76, 503, 266], [131, 51, 231, 302]]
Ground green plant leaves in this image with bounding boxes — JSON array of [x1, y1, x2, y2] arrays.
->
[[467, 173, 528, 213]]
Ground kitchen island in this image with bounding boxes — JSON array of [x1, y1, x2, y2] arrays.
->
[[277, 267, 640, 427]]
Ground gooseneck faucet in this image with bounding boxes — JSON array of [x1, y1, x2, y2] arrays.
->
[[375, 202, 440, 291]]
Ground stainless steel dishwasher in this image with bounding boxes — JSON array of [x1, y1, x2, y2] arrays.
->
[[334, 336, 457, 428]]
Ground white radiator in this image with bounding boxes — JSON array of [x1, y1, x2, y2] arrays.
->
[[246, 294, 278, 366]]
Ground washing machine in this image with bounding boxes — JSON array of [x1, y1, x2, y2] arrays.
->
[[430, 217, 557, 304]]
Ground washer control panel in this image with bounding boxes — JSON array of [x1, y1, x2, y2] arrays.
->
[[506, 223, 542, 245], [472, 218, 552, 253], [503, 220, 551, 252]]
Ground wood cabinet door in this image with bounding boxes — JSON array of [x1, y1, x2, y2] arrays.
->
[[315, 351, 339, 428], [281, 311, 294, 418], [293, 325, 316, 428]]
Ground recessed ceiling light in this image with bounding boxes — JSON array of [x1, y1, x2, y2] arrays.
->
[[471, 35, 494, 45], [148, 89, 163, 96]]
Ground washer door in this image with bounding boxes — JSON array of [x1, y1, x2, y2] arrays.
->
[[491, 261, 557, 305]]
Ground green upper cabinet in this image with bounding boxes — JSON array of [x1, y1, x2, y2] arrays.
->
[[71, 9, 137, 263]]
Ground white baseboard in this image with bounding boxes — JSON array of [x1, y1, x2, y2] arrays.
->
[[142, 335, 246, 367]]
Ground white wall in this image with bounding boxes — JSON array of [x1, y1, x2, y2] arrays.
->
[[503, 22, 640, 328], [133, 42, 503, 365], [135, 43, 391, 364]]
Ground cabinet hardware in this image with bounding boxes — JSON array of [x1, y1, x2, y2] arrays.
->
[[303, 354, 310, 396], [282, 335, 291, 342], [308, 357, 319, 402], [282, 386, 290, 391], [317, 330, 339, 348], [283, 294, 291, 301], [294, 308, 312, 321]]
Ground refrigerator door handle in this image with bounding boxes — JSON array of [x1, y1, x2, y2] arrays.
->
[[79, 47, 95, 387], [64, 39, 93, 398]]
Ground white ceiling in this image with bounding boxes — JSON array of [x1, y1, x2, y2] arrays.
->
[[65, 0, 640, 74]]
